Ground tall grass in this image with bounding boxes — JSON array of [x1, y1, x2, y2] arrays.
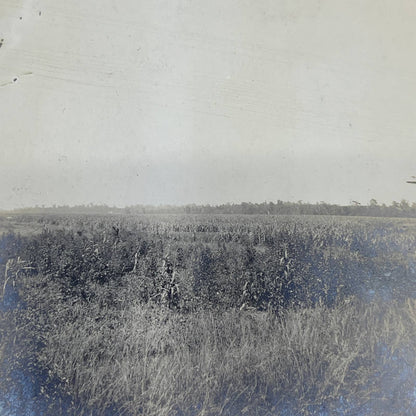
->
[[5, 291, 416, 415], [2, 215, 416, 415]]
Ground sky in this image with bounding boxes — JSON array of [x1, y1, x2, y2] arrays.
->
[[1, 0, 416, 209]]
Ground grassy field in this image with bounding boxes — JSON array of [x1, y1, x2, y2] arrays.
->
[[1, 213, 416, 415]]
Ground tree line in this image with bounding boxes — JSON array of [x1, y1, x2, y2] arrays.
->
[[5, 199, 416, 217]]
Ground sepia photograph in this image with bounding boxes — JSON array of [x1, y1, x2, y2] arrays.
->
[[1, 1, 416, 415]]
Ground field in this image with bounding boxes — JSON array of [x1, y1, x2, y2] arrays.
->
[[1, 213, 416, 415]]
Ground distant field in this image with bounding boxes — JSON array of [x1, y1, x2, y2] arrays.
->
[[1, 213, 416, 415], [0, 214, 66, 236]]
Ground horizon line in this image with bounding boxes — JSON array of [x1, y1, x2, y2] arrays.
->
[[1, 199, 414, 212]]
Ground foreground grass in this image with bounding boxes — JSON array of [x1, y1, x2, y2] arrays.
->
[[3, 289, 416, 416]]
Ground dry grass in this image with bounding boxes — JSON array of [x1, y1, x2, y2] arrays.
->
[[21, 297, 415, 416]]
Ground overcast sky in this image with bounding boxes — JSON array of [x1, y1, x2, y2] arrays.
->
[[1, 0, 416, 209]]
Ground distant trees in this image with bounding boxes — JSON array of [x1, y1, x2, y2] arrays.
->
[[8, 199, 416, 218]]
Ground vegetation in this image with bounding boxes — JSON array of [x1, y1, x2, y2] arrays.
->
[[5, 198, 416, 218], [1, 213, 416, 415]]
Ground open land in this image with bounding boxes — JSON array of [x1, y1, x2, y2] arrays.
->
[[1, 213, 416, 415]]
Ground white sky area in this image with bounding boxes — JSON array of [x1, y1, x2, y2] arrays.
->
[[1, 0, 416, 209]]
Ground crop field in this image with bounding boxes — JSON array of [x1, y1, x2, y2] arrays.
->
[[1, 213, 416, 415]]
